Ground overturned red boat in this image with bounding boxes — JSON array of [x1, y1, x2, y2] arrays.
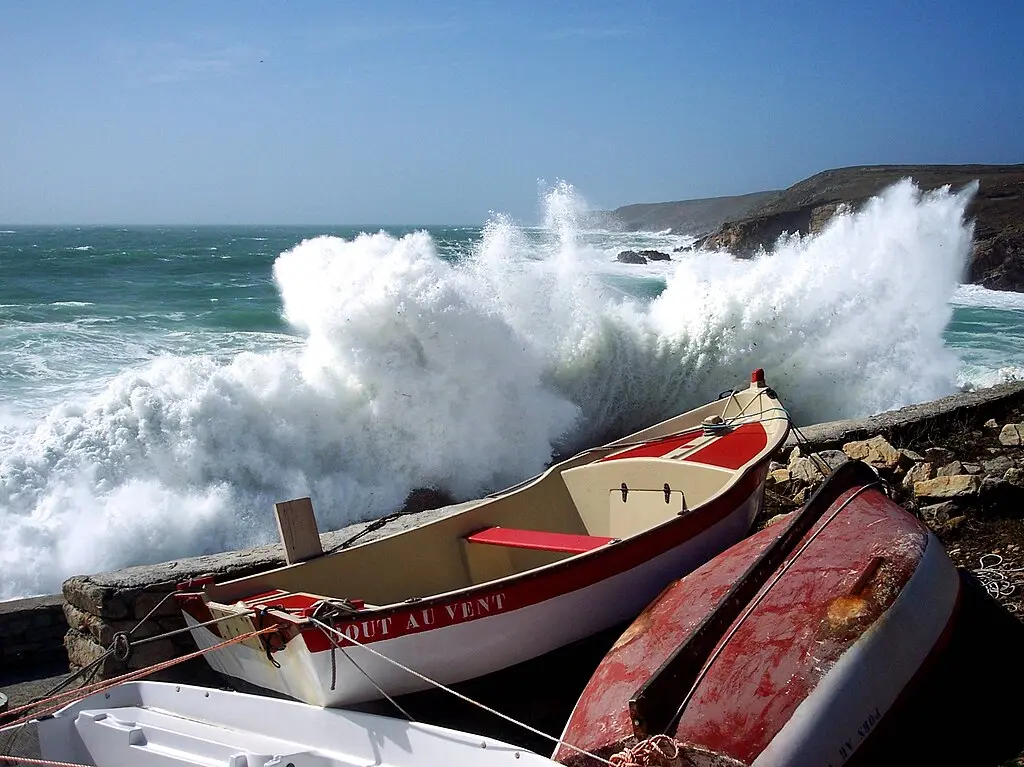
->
[[553, 460, 961, 767]]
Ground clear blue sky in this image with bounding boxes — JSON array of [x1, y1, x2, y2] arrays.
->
[[2, 1, 1021, 225]]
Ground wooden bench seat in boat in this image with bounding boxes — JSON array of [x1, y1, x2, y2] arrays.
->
[[464, 526, 615, 554]]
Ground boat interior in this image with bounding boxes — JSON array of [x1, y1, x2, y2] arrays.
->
[[202, 377, 788, 612]]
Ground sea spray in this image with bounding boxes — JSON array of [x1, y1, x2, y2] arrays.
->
[[467, 179, 976, 447], [0, 180, 979, 598]]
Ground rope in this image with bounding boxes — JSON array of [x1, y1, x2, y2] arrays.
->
[[2, 610, 258, 728], [0, 590, 184, 756], [610, 735, 687, 767], [318, 620, 415, 722], [0, 625, 278, 734], [5, 590, 179, 722], [0, 755, 91, 767], [972, 553, 1024, 610], [307, 618, 615, 766]]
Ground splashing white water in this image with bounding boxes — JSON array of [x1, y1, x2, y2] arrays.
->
[[0, 179, 978, 598]]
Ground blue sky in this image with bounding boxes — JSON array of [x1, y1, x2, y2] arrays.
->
[[2, 1, 1021, 225]]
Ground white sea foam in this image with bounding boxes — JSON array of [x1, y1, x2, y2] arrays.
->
[[957, 364, 1024, 390], [952, 283, 1024, 310], [0, 179, 979, 598]]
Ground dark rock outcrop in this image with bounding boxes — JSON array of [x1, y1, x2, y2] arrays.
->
[[693, 164, 1024, 291], [616, 250, 648, 264], [615, 249, 671, 265]]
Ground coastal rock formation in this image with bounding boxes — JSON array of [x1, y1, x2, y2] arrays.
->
[[616, 250, 647, 264], [615, 249, 671, 264], [603, 191, 779, 236], [693, 164, 1024, 291]]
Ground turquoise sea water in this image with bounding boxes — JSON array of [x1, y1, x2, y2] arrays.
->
[[2, 180, 1022, 598]]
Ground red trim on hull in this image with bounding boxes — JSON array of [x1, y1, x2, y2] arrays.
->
[[292, 465, 769, 653], [177, 464, 768, 651]]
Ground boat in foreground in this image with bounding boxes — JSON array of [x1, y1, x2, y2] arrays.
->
[[177, 370, 789, 706], [553, 460, 961, 767], [18, 681, 555, 766]]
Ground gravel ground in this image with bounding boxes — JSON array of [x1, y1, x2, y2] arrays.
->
[[0, 662, 73, 762]]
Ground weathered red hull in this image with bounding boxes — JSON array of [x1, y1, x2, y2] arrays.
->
[[553, 461, 961, 767]]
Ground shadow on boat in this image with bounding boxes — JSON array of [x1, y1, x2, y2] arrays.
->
[[848, 568, 1024, 766]]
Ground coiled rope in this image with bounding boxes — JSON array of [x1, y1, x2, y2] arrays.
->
[[972, 553, 1024, 610], [609, 735, 687, 767]]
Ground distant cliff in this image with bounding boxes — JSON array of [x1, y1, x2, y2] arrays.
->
[[603, 191, 779, 236], [692, 164, 1024, 292]]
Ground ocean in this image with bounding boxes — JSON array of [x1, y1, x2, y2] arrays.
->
[[3, 179, 1023, 600]]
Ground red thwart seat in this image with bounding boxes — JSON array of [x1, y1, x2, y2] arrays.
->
[[465, 526, 615, 554]]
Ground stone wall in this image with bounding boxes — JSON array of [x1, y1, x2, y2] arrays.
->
[[0, 594, 68, 669], [783, 381, 1024, 450]]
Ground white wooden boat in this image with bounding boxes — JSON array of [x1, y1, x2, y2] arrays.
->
[[21, 681, 556, 766], [177, 370, 789, 707]]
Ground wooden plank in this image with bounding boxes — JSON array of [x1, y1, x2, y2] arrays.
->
[[465, 526, 614, 554], [274, 497, 324, 564]]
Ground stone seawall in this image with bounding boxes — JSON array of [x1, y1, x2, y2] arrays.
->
[[784, 381, 1024, 450], [54, 381, 1024, 682], [0, 595, 68, 670]]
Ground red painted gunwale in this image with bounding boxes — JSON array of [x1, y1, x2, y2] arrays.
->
[[554, 482, 937, 766]]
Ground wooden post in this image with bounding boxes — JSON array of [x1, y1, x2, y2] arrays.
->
[[274, 497, 324, 564]]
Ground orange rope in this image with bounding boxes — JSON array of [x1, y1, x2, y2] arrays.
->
[[1, 625, 278, 732], [609, 735, 686, 767], [0, 755, 89, 767]]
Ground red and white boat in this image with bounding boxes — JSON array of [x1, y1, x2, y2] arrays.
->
[[552, 460, 962, 767], [177, 370, 789, 707]]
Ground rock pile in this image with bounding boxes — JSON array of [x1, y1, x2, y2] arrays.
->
[[766, 421, 1024, 541]]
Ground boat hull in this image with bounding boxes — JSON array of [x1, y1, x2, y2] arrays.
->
[[186, 478, 767, 706], [29, 681, 556, 766], [553, 464, 961, 767]]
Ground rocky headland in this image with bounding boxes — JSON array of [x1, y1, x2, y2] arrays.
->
[[610, 164, 1024, 291], [602, 190, 779, 236]]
